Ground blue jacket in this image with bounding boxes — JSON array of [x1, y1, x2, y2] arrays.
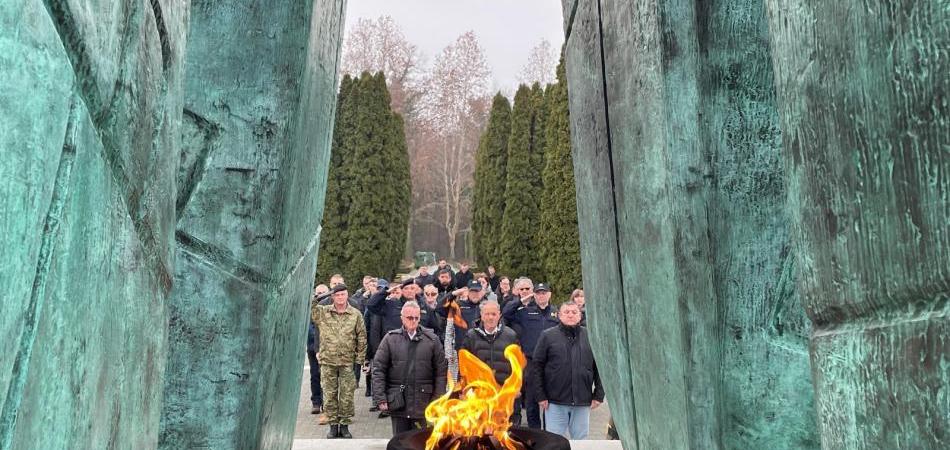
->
[[502, 299, 559, 357], [366, 290, 407, 333]]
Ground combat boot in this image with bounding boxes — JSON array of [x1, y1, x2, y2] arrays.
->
[[326, 424, 339, 439], [338, 424, 352, 439], [340, 425, 353, 439]]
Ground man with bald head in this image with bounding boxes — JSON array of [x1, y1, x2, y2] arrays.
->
[[461, 300, 519, 384], [462, 300, 521, 424]]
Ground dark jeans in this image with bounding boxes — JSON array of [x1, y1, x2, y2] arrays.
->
[[307, 350, 322, 407], [391, 417, 426, 435], [523, 357, 541, 429]]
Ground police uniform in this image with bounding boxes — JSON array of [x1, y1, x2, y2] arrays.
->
[[501, 283, 559, 429]]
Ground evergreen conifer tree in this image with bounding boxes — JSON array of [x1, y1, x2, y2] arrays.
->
[[316, 72, 411, 285], [472, 94, 512, 268], [316, 75, 355, 284], [538, 57, 582, 301], [341, 72, 411, 283], [499, 85, 544, 280], [531, 82, 548, 174]]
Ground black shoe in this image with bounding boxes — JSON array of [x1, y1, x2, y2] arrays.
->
[[377, 411, 389, 418], [338, 425, 352, 439], [369, 405, 379, 412], [311, 405, 322, 414], [326, 424, 339, 439]]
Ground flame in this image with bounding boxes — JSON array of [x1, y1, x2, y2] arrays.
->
[[443, 298, 469, 329], [425, 344, 528, 450]]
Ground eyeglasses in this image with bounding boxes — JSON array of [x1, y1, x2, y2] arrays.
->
[[519, 287, 532, 291], [402, 316, 420, 321], [424, 292, 438, 297]]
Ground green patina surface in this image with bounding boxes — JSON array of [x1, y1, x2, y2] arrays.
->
[[2, 0, 344, 449], [767, 1, 948, 447], [1, 0, 187, 448], [159, 0, 345, 449], [2, 0, 945, 448], [563, 0, 946, 448]]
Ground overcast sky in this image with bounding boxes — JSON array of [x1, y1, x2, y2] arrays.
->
[[343, 0, 565, 93]]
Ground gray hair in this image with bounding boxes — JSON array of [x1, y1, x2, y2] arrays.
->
[[401, 301, 421, 313], [514, 277, 533, 289], [478, 299, 500, 312]]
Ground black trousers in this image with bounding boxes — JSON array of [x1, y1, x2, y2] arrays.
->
[[306, 350, 322, 406], [391, 416, 426, 435], [522, 356, 542, 429], [365, 363, 373, 396]]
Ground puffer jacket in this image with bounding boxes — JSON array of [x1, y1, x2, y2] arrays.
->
[[461, 324, 520, 386], [372, 327, 448, 419]]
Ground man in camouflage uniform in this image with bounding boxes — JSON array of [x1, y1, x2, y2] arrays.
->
[[311, 283, 367, 439]]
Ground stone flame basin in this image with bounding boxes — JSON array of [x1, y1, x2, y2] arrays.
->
[[386, 427, 570, 450]]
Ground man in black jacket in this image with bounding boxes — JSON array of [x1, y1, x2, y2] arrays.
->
[[414, 264, 435, 288], [372, 302, 448, 435], [461, 300, 519, 386], [434, 268, 455, 294], [461, 300, 521, 424], [531, 301, 604, 439], [419, 284, 446, 342], [366, 279, 411, 334], [453, 263, 474, 289]]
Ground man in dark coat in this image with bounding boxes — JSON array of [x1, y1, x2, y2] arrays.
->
[[532, 301, 605, 439], [414, 265, 435, 288], [420, 284, 446, 342], [373, 302, 448, 435], [436, 259, 455, 279], [461, 300, 518, 385], [461, 300, 521, 424], [453, 263, 474, 290], [366, 279, 411, 334], [486, 265, 501, 292], [502, 279, 559, 429], [434, 268, 455, 294]]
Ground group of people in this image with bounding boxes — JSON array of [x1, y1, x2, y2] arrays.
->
[[307, 260, 604, 440]]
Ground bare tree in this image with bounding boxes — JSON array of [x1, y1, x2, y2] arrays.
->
[[517, 39, 558, 86], [340, 16, 422, 116], [413, 32, 493, 260]]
